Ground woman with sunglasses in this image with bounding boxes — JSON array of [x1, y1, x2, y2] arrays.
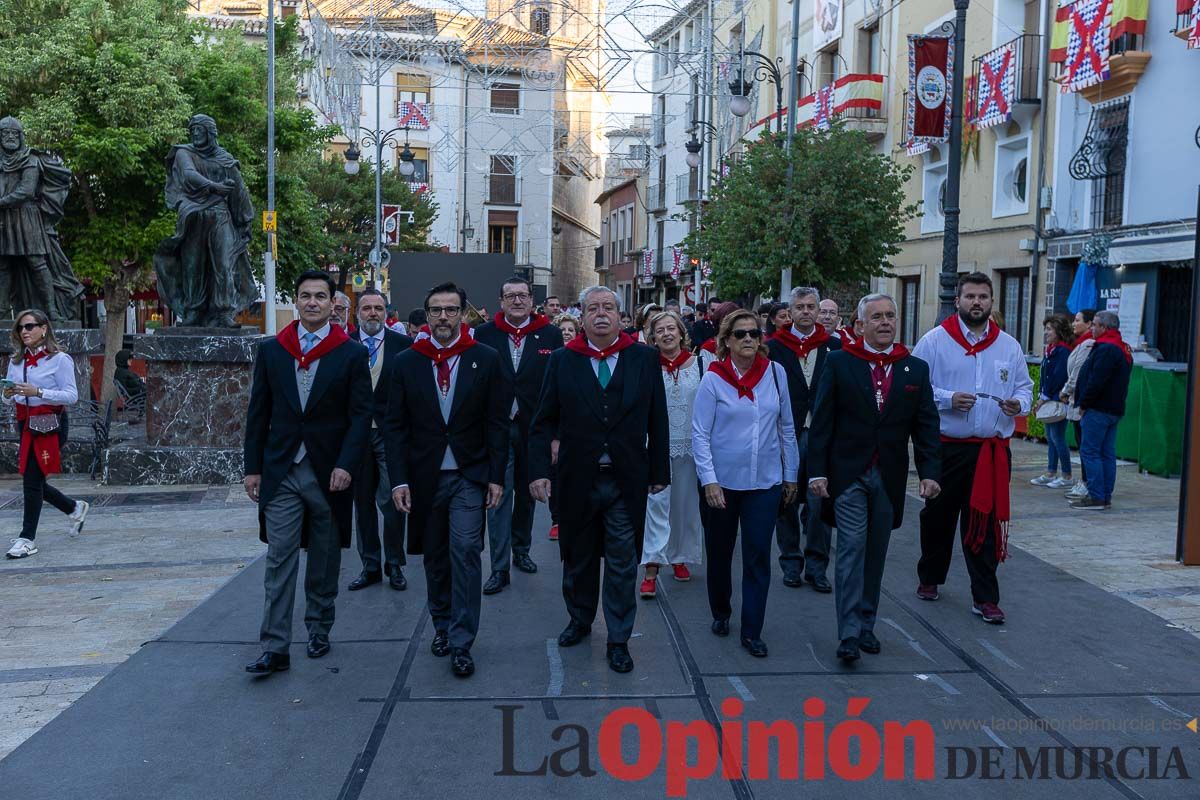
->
[[4, 310, 90, 559], [691, 309, 799, 657]]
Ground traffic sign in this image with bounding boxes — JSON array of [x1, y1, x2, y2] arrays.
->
[[369, 247, 391, 268], [262, 211, 277, 232]]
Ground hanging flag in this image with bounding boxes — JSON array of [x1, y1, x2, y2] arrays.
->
[[642, 248, 654, 282], [760, 74, 884, 132], [397, 101, 431, 130], [975, 42, 1016, 128], [671, 247, 682, 280], [701, 260, 712, 279], [906, 35, 954, 144], [1188, 0, 1200, 48], [1051, 0, 1148, 62], [813, 85, 836, 131], [1059, 0, 1114, 93]]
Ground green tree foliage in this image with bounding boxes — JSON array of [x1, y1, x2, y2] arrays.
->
[[682, 125, 919, 299]]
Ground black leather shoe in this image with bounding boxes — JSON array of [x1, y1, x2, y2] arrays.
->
[[307, 634, 330, 659], [740, 637, 769, 657], [557, 621, 591, 647], [451, 648, 475, 677], [513, 553, 538, 574], [483, 571, 510, 595], [711, 618, 730, 637], [782, 572, 804, 588], [807, 574, 833, 593], [606, 643, 634, 673], [348, 571, 382, 591], [430, 631, 450, 657], [388, 569, 407, 591], [246, 652, 290, 675], [837, 638, 861, 663], [859, 631, 881, 654]]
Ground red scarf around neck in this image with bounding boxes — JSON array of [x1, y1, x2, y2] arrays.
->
[[1072, 330, 1093, 349], [23, 348, 50, 369], [494, 313, 551, 346], [277, 321, 350, 370], [840, 338, 911, 367], [411, 324, 476, 363], [659, 350, 693, 377], [708, 355, 770, 401], [1094, 328, 1133, 363], [946, 436, 1012, 564], [699, 338, 717, 354], [565, 331, 636, 360], [771, 323, 830, 360], [836, 325, 858, 345], [1044, 342, 1070, 358], [940, 315, 1000, 356]]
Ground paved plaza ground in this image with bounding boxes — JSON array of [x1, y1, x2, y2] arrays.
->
[[1, 439, 1198, 797]]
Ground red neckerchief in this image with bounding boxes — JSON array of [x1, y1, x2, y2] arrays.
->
[[1044, 342, 1070, 358], [1094, 328, 1133, 364], [16, 403, 64, 477], [565, 331, 636, 360], [836, 325, 858, 345], [23, 348, 49, 369], [494, 313, 551, 348], [707, 355, 770, 401], [943, 436, 1012, 564], [840, 338, 911, 367], [699, 338, 717, 354], [1072, 331, 1093, 349], [659, 350, 692, 377], [771, 323, 830, 360], [940, 315, 1000, 356], [410, 325, 475, 364], [277, 322, 350, 371]]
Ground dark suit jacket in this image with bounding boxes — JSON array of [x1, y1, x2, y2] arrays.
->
[[807, 350, 941, 529], [350, 327, 414, 426], [473, 319, 564, 427], [529, 343, 670, 564], [244, 335, 373, 548], [767, 332, 842, 431], [383, 342, 509, 555]]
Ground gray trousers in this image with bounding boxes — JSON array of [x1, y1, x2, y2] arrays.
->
[[260, 457, 342, 653], [485, 419, 533, 573], [355, 428, 406, 575], [833, 466, 894, 641], [776, 428, 834, 579], [424, 471, 486, 651], [562, 474, 638, 644]]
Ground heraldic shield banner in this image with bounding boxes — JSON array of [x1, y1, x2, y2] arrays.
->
[[906, 34, 954, 145]]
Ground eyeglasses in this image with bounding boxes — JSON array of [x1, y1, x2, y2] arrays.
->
[[427, 306, 461, 317], [502, 292, 531, 302], [18, 323, 44, 332], [730, 329, 763, 340]]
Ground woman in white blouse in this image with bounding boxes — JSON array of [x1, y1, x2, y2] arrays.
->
[[692, 309, 799, 658], [639, 311, 705, 599], [4, 310, 90, 559]]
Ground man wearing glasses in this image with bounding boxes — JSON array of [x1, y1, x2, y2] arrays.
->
[[385, 282, 508, 678], [474, 276, 564, 593]]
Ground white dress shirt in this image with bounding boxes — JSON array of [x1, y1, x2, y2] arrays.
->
[[585, 336, 621, 378], [361, 327, 385, 364], [394, 332, 464, 492], [808, 341, 892, 485], [293, 322, 331, 462], [691, 360, 799, 490], [3, 349, 78, 408], [911, 317, 1033, 440]]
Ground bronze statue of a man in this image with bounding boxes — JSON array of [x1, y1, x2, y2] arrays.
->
[[0, 117, 84, 321], [154, 114, 257, 328]]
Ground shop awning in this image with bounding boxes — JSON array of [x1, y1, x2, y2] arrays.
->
[[1108, 233, 1196, 265]]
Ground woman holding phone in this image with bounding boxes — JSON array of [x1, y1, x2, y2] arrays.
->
[[4, 310, 89, 559]]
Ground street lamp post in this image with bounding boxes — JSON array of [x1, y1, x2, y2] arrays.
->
[[727, 50, 785, 132], [460, 211, 475, 252], [343, 125, 415, 287], [264, 0, 277, 334], [939, 1, 970, 321], [684, 119, 720, 170]]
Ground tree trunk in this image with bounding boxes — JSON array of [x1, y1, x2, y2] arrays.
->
[[99, 275, 133, 407]]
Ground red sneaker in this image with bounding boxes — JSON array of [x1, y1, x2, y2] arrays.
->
[[672, 564, 691, 582], [916, 584, 939, 601], [548, 524, 558, 541], [972, 602, 1006, 624], [639, 577, 657, 598]]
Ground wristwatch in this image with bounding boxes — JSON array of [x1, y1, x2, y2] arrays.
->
[[36, 387, 43, 398]]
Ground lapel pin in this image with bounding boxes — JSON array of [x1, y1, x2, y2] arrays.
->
[[472, 362, 477, 369], [904, 365, 910, 372]]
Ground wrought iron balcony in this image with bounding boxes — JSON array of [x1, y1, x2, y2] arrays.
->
[[675, 173, 701, 204], [971, 34, 1042, 117], [646, 183, 667, 212]]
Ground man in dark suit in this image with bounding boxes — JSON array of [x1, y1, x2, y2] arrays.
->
[[473, 275, 564, 593], [347, 288, 413, 592], [529, 286, 670, 674], [243, 269, 372, 676], [768, 286, 842, 591], [809, 293, 941, 663], [385, 282, 508, 678]]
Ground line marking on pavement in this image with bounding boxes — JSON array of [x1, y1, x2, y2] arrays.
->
[[545, 638, 564, 697], [1014, 690, 1200, 699], [0, 557, 251, 575], [541, 699, 559, 721], [698, 668, 973, 678], [914, 673, 961, 695], [1146, 696, 1193, 719], [981, 724, 1008, 749], [976, 638, 1023, 670], [398, 693, 698, 703], [805, 642, 830, 672], [880, 616, 936, 663], [908, 641, 936, 662], [644, 698, 661, 719], [727, 676, 755, 702]]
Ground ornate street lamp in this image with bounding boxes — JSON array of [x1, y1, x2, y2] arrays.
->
[[727, 50, 785, 132]]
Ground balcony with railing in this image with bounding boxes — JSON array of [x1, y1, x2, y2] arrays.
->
[[675, 173, 701, 204], [970, 34, 1042, 125], [487, 173, 520, 205], [1051, 15, 1150, 104], [514, 240, 532, 266], [647, 183, 667, 212], [595, 245, 605, 271]]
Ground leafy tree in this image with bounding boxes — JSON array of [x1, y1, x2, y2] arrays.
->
[[683, 125, 919, 300]]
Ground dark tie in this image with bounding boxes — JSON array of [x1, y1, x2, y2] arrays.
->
[[436, 359, 451, 396], [872, 363, 887, 411]]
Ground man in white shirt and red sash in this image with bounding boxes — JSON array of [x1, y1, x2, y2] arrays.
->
[[911, 273, 1033, 625]]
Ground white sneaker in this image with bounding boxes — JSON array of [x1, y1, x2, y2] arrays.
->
[[1030, 473, 1056, 486], [6, 537, 37, 559], [1047, 476, 1073, 488], [67, 500, 90, 537], [1066, 481, 1089, 498]]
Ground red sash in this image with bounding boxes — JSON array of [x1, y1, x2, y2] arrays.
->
[[494, 313, 551, 347], [565, 331, 636, 360], [708, 355, 770, 401], [1071, 331, 1092, 350], [276, 321, 350, 370], [771, 323, 830, 360], [699, 338, 717, 354], [940, 315, 1000, 356], [17, 404, 64, 477], [840, 339, 911, 367], [411, 325, 476, 363], [1094, 328, 1133, 364], [943, 435, 1011, 563], [659, 350, 693, 377]]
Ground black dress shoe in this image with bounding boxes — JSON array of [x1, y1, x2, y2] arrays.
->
[[451, 648, 475, 677], [483, 571, 510, 595], [246, 652, 290, 675], [740, 637, 769, 657], [513, 553, 538, 574], [782, 572, 804, 588], [430, 631, 450, 657], [307, 634, 330, 659], [348, 571, 382, 591], [837, 638, 861, 663], [807, 574, 833, 593], [711, 618, 730, 637], [388, 569, 407, 591], [858, 631, 881, 654], [607, 643, 634, 673], [557, 621, 591, 647]]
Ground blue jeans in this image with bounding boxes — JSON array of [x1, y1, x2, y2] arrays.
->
[[1080, 411, 1120, 502], [1044, 420, 1072, 477]]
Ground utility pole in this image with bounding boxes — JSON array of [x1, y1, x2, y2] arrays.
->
[[264, 0, 277, 333], [781, 0, 802, 298], [938, 0, 970, 322]]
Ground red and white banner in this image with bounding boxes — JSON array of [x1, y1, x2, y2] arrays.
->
[[397, 101, 431, 130], [642, 249, 654, 282], [1060, 0, 1114, 93], [974, 41, 1017, 129], [753, 74, 884, 131], [1188, 0, 1200, 48], [906, 35, 954, 145], [671, 247, 682, 280], [813, 85, 836, 131]]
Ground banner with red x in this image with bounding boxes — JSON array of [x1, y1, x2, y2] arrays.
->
[[975, 42, 1016, 128], [1061, 0, 1113, 93]]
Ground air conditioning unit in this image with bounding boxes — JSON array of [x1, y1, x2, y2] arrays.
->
[[1018, 238, 1047, 253]]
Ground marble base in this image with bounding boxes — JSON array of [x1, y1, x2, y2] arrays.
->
[[0, 328, 104, 403], [103, 444, 243, 485], [0, 441, 98, 476]]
